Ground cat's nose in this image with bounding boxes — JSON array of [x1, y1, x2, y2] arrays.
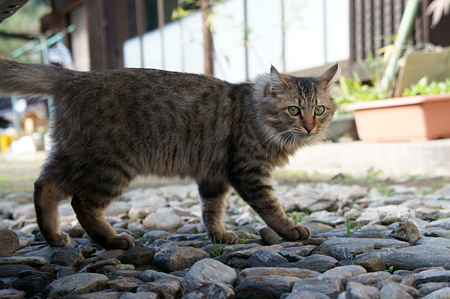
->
[[303, 124, 314, 133]]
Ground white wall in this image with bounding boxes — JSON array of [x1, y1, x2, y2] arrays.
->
[[123, 0, 350, 81], [246, 0, 283, 78]]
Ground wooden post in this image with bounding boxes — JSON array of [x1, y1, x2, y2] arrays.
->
[[201, 0, 214, 75], [135, 0, 145, 68]]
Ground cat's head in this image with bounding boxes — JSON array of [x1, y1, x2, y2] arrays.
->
[[255, 64, 340, 152]]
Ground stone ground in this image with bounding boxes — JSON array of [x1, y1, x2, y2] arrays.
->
[[3, 153, 450, 298]]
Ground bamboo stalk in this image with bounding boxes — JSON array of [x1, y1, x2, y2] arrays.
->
[[380, 0, 421, 94]]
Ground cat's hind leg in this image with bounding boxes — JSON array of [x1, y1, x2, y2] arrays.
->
[[34, 178, 70, 247], [197, 179, 239, 244]]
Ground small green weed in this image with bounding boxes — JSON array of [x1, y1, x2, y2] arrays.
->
[[428, 213, 448, 221], [236, 199, 247, 207], [404, 213, 411, 222], [286, 211, 305, 223], [177, 280, 186, 298], [345, 217, 359, 236], [308, 182, 318, 188], [273, 170, 309, 178], [386, 266, 394, 274], [292, 212, 304, 223], [367, 169, 383, 181], [375, 185, 395, 196], [209, 244, 226, 257], [237, 232, 251, 244], [209, 235, 228, 257], [421, 189, 436, 195]]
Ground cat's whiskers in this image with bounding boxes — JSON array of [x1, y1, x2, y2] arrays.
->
[[261, 129, 291, 151], [289, 133, 298, 147], [279, 132, 290, 150], [267, 131, 291, 151], [277, 131, 301, 154], [324, 129, 339, 142], [318, 132, 329, 143]]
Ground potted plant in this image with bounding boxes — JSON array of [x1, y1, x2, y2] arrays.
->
[[345, 47, 450, 142], [347, 76, 450, 142], [341, 0, 450, 142]]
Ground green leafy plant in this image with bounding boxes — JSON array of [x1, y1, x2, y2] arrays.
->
[[386, 265, 395, 274], [402, 76, 450, 96], [0, 0, 50, 61], [334, 55, 391, 114]]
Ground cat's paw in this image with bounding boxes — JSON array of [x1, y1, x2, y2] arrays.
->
[[108, 232, 135, 250], [114, 233, 136, 249], [281, 225, 311, 241], [47, 232, 71, 247], [210, 231, 239, 244]]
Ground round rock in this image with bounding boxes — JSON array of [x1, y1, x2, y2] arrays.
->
[[153, 247, 208, 272], [383, 246, 450, 270], [142, 211, 185, 230], [0, 230, 19, 255], [389, 221, 421, 244], [246, 250, 288, 267], [282, 254, 340, 273], [51, 246, 84, 267], [183, 258, 236, 285], [44, 273, 109, 298]]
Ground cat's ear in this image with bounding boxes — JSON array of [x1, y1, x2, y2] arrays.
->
[[269, 65, 290, 95], [317, 63, 341, 89]]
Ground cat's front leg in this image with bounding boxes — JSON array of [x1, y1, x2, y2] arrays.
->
[[231, 177, 311, 241], [197, 179, 239, 244], [71, 195, 135, 250]]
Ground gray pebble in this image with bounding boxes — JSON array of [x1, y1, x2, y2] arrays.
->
[[246, 249, 288, 267], [281, 254, 340, 273], [45, 273, 109, 297], [153, 247, 209, 272], [292, 276, 343, 298], [183, 258, 236, 285]]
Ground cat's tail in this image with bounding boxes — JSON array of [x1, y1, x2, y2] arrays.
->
[[0, 59, 77, 97]]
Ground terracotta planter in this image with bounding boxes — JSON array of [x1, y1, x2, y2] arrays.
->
[[347, 93, 450, 142]]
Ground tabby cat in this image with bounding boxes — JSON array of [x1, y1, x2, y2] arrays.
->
[[0, 59, 339, 249]]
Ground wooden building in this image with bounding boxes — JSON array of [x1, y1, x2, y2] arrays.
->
[[41, 0, 450, 79]]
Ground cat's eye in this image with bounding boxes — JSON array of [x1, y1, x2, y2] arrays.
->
[[288, 106, 300, 116], [314, 106, 325, 115]]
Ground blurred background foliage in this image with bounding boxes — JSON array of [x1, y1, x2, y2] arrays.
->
[[0, 0, 50, 62]]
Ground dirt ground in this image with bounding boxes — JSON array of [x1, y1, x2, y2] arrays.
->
[[1, 151, 450, 194], [0, 152, 193, 193]]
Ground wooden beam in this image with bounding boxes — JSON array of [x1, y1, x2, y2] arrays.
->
[[201, 0, 214, 75]]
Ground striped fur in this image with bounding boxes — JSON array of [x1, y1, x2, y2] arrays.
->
[[0, 59, 339, 249]]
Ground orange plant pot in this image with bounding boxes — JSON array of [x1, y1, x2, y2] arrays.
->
[[347, 94, 450, 142]]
